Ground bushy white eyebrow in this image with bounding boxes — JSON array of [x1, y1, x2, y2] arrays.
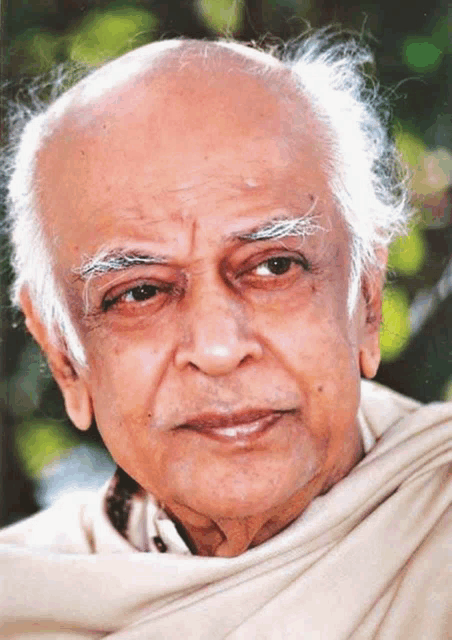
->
[[238, 213, 323, 242], [74, 213, 323, 281], [74, 250, 168, 280]]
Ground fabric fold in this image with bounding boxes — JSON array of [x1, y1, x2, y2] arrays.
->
[[1, 380, 451, 639]]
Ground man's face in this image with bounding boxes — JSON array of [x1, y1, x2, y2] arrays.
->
[[35, 59, 379, 524]]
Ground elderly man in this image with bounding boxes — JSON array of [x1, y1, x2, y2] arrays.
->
[[1, 33, 451, 639]]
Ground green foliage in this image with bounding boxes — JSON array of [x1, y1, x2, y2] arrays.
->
[[388, 226, 426, 276], [15, 420, 79, 478], [196, 0, 245, 34], [403, 37, 443, 73], [431, 16, 451, 53], [267, 0, 300, 7], [68, 7, 158, 66], [10, 6, 158, 73], [380, 285, 411, 363], [7, 343, 49, 418], [395, 127, 426, 168], [10, 28, 63, 73], [442, 376, 452, 402]]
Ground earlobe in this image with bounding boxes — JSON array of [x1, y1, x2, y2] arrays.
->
[[358, 255, 387, 380], [20, 287, 93, 431], [62, 380, 93, 431], [359, 294, 381, 378], [359, 341, 381, 379]]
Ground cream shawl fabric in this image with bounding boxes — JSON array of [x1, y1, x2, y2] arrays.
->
[[1, 380, 451, 639]]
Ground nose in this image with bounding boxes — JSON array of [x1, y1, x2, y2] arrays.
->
[[174, 288, 263, 376]]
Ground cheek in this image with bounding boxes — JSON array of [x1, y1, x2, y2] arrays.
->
[[83, 333, 171, 427], [256, 304, 361, 430], [258, 301, 357, 379]]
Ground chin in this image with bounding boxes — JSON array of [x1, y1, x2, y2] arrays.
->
[[178, 475, 309, 521]]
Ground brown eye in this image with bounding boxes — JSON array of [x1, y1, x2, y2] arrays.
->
[[255, 257, 293, 276], [103, 283, 160, 311], [124, 284, 158, 302]]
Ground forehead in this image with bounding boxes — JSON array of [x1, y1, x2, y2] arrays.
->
[[36, 51, 337, 263]]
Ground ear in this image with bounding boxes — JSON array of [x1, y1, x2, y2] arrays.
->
[[358, 249, 388, 380], [20, 288, 93, 431]]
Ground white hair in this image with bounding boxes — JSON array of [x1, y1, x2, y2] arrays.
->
[[281, 35, 409, 310], [3, 31, 410, 367]]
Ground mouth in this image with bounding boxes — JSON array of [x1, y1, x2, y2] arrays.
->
[[175, 409, 292, 444]]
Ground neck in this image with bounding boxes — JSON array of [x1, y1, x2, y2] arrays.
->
[[163, 437, 365, 557], [164, 474, 330, 557]]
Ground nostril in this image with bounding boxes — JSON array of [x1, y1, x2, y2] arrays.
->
[[175, 337, 263, 376], [239, 353, 252, 367]]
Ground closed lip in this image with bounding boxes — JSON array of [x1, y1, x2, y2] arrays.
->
[[175, 409, 293, 442]]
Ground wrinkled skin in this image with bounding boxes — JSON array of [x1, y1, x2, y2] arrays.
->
[[23, 45, 384, 557]]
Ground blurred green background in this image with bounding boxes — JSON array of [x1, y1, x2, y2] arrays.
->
[[1, 0, 451, 525]]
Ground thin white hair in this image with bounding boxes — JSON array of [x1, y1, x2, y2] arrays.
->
[[3, 31, 411, 367], [279, 34, 409, 310]]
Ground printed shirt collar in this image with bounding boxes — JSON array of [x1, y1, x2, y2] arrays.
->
[[105, 467, 191, 554]]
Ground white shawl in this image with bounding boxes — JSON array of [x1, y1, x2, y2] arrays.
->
[[1, 381, 451, 639]]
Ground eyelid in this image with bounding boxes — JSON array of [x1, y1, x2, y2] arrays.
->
[[236, 249, 311, 277], [101, 278, 174, 312]]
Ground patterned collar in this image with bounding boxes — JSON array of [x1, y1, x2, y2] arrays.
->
[[105, 467, 192, 554]]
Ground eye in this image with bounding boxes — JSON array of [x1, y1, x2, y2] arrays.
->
[[254, 256, 302, 276], [103, 283, 159, 311], [123, 284, 158, 302]]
